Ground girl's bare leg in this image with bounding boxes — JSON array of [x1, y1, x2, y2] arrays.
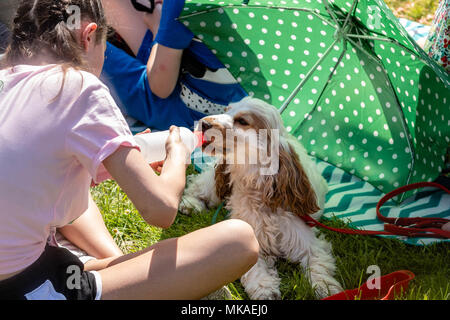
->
[[58, 194, 123, 260], [101, 0, 149, 55], [98, 219, 259, 300]]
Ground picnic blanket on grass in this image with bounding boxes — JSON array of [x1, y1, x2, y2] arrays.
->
[[191, 149, 450, 246]]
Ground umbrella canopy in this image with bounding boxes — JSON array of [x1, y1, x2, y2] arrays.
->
[[179, 0, 450, 202]]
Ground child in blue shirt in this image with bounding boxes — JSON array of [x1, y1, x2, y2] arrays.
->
[[101, 0, 247, 131]]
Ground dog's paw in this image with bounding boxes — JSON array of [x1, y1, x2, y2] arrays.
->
[[241, 265, 282, 300], [248, 288, 281, 300], [328, 282, 344, 297], [201, 286, 233, 300], [313, 280, 343, 299], [179, 195, 207, 215]]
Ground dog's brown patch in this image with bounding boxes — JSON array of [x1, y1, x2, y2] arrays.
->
[[215, 163, 232, 200]]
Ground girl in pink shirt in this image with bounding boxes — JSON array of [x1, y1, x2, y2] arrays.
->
[[0, 0, 258, 300]]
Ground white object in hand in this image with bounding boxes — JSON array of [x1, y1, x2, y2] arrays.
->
[[134, 127, 201, 164]]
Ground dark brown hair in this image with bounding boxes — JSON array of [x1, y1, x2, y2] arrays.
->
[[1, 0, 107, 69]]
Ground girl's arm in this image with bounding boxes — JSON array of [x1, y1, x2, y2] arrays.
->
[[102, 126, 189, 229]]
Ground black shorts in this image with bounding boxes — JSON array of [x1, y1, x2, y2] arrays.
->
[[0, 245, 101, 300]]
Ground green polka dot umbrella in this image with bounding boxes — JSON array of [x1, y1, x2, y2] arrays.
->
[[180, 0, 450, 202]]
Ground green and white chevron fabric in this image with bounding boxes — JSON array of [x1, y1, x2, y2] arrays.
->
[[317, 159, 450, 246]]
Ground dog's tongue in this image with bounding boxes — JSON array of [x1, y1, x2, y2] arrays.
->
[[194, 131, 206, 148]]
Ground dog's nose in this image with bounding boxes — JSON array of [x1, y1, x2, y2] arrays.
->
[[201, 120, 213, 132]]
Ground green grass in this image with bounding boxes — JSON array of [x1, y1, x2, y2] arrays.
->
[[384, 0, 439, 25], [91, 166, 450, 300]]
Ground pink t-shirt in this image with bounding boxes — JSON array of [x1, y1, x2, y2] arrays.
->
[[0, 64, 139, 274]]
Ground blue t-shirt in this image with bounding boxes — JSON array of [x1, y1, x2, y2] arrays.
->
[[101, 31, 247, 131]]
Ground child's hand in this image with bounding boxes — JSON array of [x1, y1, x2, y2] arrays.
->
[[136, 128, 152, 136], [155, 0, 193, 49], [165, 126, 191, 166], [150, 160, 164, 174]]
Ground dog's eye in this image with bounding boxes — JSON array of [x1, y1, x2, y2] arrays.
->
[[235, 118, 249, 126]]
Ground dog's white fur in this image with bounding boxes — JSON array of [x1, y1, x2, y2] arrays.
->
[[180, 97, 342, 299]]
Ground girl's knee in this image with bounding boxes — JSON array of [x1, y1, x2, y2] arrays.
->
[[220, 219, 259, 264]]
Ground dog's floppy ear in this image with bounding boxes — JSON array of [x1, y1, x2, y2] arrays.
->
[[215, 163, 232, 201], [262, 143, 320, 217]]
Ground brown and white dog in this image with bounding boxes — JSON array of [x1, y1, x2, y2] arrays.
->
[[179, 97, 343, 299]]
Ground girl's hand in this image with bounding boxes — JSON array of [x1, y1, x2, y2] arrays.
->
[[165, 126, 191, 165], [136, 128, 152, 136], [150, 160, 164, 174]]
